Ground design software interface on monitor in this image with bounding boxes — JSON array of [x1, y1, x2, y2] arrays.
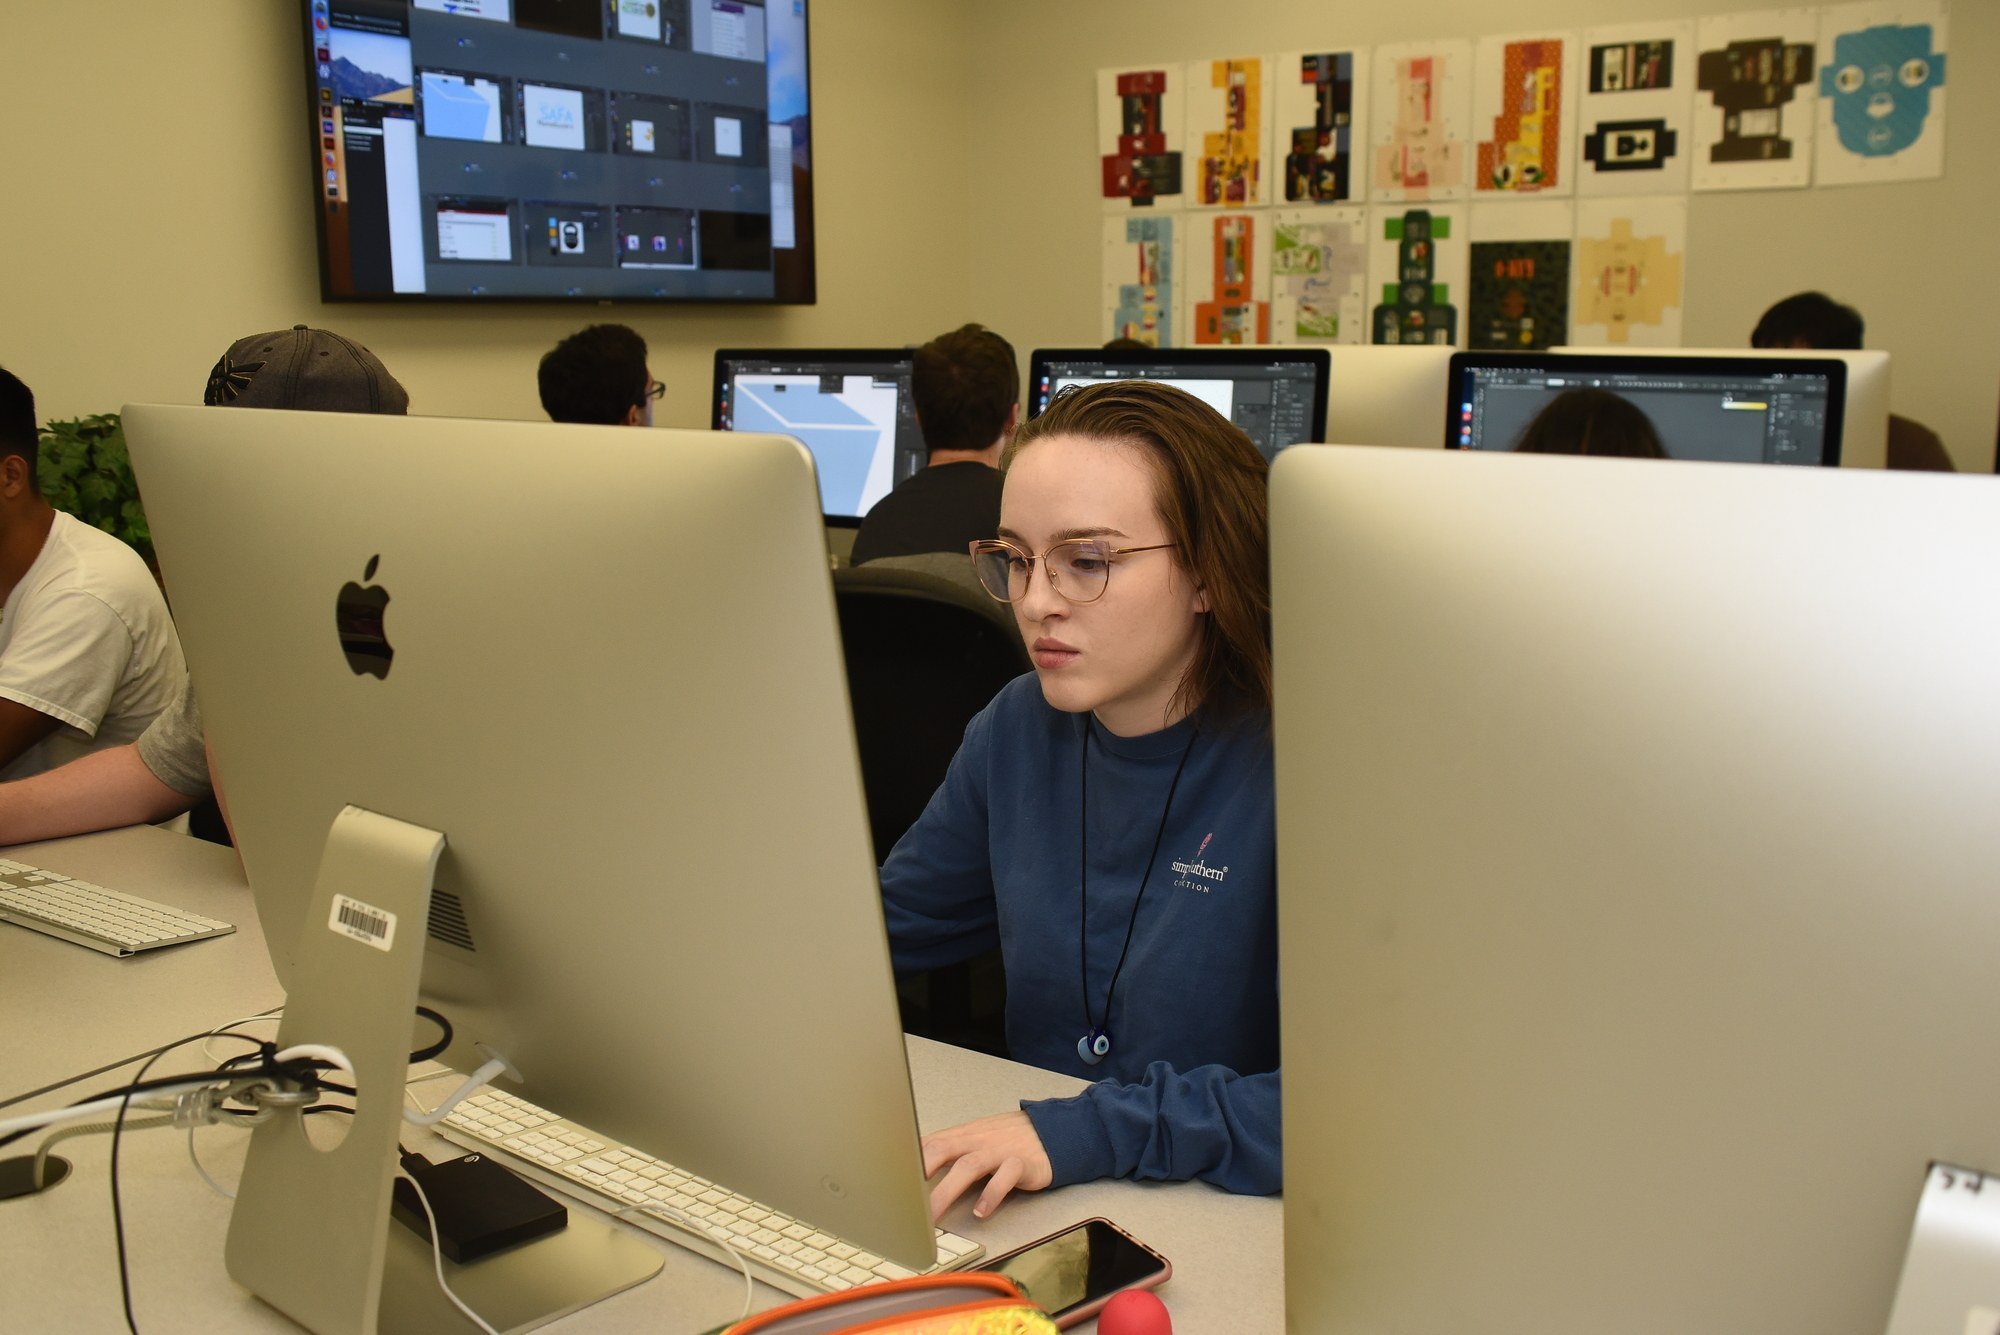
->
[[1450, 355, 1843, 465], [312, 0, 807, 300], [1030, 350, 1330, 461], [714, 350, 924, 522]]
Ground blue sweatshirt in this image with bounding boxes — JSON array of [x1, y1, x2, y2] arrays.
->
[[879, 674, 1281, 1194]]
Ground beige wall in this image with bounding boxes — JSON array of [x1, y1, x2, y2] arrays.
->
[[3, 2, 1994, 466], [0, 0, 975, 429], [963, 0, 2000, 470]]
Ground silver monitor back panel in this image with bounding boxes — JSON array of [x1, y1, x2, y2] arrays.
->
[[125, 404, 935, 1268], [1321, 345, 1455, 449], [1552, 345, 1892, 469], [1271, 443, 2000, 1333]]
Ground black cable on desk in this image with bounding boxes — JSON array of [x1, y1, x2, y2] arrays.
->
[[411, 1007, 454, 1064], [110, 1035, 183, 1335], [37, 1003, 457, 1331], [102, 1038, 331, 1333]]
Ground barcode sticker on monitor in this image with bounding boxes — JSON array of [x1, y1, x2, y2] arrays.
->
[[329, 894, 396, 952], [1883, 1163, 2000, 1335]]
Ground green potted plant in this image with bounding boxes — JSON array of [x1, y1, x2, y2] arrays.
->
[[36, 412, 153, 570]]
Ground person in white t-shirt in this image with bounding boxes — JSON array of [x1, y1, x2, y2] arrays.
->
[[0, 367, 184, 781], [0, 327, 409, 845]]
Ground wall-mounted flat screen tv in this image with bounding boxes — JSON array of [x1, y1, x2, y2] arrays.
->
[[304, 0, 814, 303]]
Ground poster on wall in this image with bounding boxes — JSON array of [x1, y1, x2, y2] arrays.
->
[[1814, 0, 1947, 186], [1271, 208, 1370, 344], [1577, 19, 1697, 196], [1570, 196, 1687, 346], [1472, 32, 1578, 197], [1368, 204, 1468, 346], [1368, 41, 1474, 204], [1691, 8, 1819, 191], [1276, 49, 1369, 205], [1102, 214, 1182, 347], [1099, 64, 1187, 211], [1468, 201, 1576, 350], [1186, 211, 1273, 344], [1185, 56, 1276, 208]]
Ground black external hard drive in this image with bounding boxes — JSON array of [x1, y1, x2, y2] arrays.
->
[[391, 1151, 568, 1263]]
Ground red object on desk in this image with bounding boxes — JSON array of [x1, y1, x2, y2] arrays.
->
[[1097, 1288, 1171, 1335]]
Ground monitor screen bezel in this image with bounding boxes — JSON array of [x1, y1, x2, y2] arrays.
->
[[1026, 346, 1333, 449], [712, 347, 919, 526], [1444, 351, 1848, 466], [303, 1, 817, 306]]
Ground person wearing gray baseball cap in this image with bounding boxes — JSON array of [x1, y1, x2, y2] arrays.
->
[[203, 324, 409, 414], [0, 326, 407, 846]]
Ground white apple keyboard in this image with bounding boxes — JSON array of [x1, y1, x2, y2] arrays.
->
[[0, 857, 234, 956], [435, 1087, 983, 1298]]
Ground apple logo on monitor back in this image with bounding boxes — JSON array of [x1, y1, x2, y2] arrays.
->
[[336, 555, 394, 679]]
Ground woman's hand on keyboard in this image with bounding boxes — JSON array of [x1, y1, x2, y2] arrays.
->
[[920, 1111, 1052, 1222]]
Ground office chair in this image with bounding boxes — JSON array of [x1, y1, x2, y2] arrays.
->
[[831, 560, 1027, 1057]]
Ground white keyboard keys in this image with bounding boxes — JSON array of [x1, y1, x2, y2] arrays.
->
[[0, 860, 234, 956], [436, 1088, 982, 1297]]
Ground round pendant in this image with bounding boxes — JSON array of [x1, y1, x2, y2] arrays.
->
[[1076, 1031, 1112, 1065]]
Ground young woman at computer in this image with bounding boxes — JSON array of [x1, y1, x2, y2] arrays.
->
[[879, 380, 1279, 1219]]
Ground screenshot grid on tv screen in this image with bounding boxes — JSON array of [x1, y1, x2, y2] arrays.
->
[[308, 0, 813, 302]]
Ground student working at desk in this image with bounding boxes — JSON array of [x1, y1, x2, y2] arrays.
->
[[884, 381, 1281, 1219]]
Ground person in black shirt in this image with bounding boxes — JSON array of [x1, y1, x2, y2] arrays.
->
[[850, 324, 1016, 565]]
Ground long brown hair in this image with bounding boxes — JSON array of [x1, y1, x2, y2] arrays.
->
[[1003, 380, 1272, 720]]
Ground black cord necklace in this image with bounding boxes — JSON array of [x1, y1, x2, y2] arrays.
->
[[1076, 716, 1200, 1067]]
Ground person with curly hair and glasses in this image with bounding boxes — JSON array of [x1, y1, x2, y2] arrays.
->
[[537, 323, 663, 427], [879, 380, 1280, 1220]]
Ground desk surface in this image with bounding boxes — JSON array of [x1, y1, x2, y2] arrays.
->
[[0, 826, 1279, 1333]]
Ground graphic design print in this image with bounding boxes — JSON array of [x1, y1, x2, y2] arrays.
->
[[1698, 37, 1815, 163], [1101, 69, 1183, 207], [1191, 212, 1271, 345], [1272, 210, 1368, 344], [1371, 44, 1471, 202], [1578, 21, 1696, 195], [1820, 23, 1943, 157], [1470, 241, 1571, 350], [1284, 52, 1358, 202], [1571, 199, 1686, 346], [1104, 214, 1178, 347], [1192, 58, 1269, 207], [1477, 39, 1567, 193], [1372, 209, 1458, 346]]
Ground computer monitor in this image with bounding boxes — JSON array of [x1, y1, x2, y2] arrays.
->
[[1448, 351, 1846, 465], [712, 347, 923, 524], [1028, 347, 1331, 461], [1270, 444, 2000, 1333], [123, 405, 937, 1273], [1552, 346, 1891, 469], [1321, 345, 1455, 448]]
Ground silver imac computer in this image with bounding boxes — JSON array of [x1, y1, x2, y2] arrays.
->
[[125, 406, 954, 1330], [1552, 345, 1892, 469], [1322, 345, 1454, 448], [1029, 346, 1331, 461], [1270, 444, 2000, 1333], [1448, 350, 1847, 465], [712, 348, 922, 526]]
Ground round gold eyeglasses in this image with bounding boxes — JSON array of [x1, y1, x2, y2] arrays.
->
[[967, 538, 1177, 604]]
